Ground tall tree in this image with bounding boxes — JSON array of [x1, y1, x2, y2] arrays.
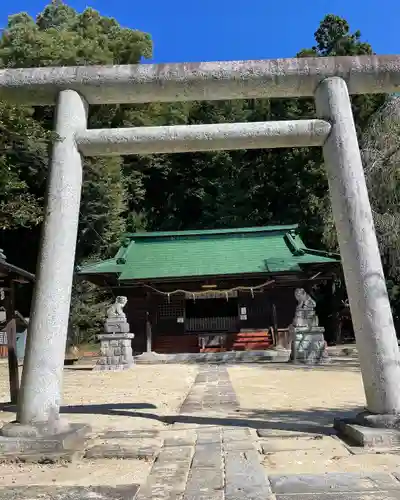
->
[[0, 1, 153, 337]]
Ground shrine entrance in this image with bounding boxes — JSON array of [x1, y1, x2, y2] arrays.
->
[[185, 292, 239, 334]]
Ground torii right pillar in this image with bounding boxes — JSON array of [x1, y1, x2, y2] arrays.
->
[[315, 77, 400, 444]]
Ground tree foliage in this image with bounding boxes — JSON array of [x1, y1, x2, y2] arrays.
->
[[361, 95, 400, 278], [0, 3, 395, 340]]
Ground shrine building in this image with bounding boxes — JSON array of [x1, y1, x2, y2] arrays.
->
[[78, 225, 340, 355]]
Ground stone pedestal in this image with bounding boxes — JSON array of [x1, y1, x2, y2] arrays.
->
[[104, 318, 130, 334], [93, 333, 134, 371], [290, 326, 328, 365]]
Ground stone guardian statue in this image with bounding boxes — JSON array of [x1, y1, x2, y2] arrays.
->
[[94, 295, 135, 371], [106, 296, 128, 321], [289, 288, 328, 364], [293, 288, 319, 328], [104, 296, 129, 333]]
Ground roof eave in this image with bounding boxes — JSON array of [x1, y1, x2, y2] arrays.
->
[[116, 266, 336, 285], [0, 260, 35, 282]]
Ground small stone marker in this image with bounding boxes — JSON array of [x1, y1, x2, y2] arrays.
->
[[93, 296, 135, 371]]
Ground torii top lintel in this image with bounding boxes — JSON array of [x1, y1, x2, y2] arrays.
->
[[0, 55, 399, 106]]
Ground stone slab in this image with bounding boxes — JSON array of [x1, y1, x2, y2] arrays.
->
[[183, 491, 223, 500], [98, 333, 134, 340], [104, 323, 131, 333], [224, 450, 272, 499], [334, 417, 400, 448], [84, 443, 158, 459], [195, 430, 221, 445], [93, 363, 134, 371], [222, 428, 253, 451], [191, 444, 221, 468], [0, 423, 90, 462], [184, 466, 224, 499], [99, 430, 159, 439], [163, 435, 197, 447], [269, 472, 400, 494], [257, 428, 324, 438], [134, 349, 290, 364], [154, 446, 194, 464], [0, 485, 139, 499], [259, 435, 339, 453], [223, 428, 250, 439], [224, 439, 256, 452], [136, 459, 192, 500], [276, 493, 400, 500]]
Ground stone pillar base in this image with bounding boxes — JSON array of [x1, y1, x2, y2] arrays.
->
[[0, 421, 91, 462], [290, 326, 328, 365], [93, 333, 135, 371], [334, 411, 400, 448]]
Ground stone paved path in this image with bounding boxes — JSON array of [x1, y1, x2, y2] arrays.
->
[[136, 364, 272, 500]]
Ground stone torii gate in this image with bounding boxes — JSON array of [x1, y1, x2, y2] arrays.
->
[[0, 55, 400, 452]]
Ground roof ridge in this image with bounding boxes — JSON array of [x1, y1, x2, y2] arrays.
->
[[302, 247, 341, 259], [124, 224, 299, 239]]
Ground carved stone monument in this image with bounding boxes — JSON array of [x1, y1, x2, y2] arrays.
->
[[289, 288, 328, 364], [93, 296, 135, 371]]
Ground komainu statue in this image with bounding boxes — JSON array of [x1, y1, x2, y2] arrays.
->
[[292, 288, 319, 328], [106, 296, 128, 320]]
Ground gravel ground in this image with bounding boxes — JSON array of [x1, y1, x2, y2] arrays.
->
[[228, 363, 400, 475], [0, 459, 151, 488], [0, 363, 197, 431]]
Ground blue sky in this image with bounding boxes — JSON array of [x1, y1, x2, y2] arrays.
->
[[0, 0, 399, 63]]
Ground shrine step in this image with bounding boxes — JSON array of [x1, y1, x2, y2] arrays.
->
[[232, 343, 272, 351], [134, 349, 291, 364]]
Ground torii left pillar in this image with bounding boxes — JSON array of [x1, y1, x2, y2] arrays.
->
[[1, 90, 91, 445]]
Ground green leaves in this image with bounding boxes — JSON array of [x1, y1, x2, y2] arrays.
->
[[0, 102, 50, 229], [0, 1, 153, 338]]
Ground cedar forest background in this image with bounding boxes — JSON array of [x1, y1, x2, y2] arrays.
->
[[0, 2, 399, 342]]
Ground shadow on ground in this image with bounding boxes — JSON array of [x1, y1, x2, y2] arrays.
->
[[68, 358, 361, 372], [243, 359, 361, 372], [156, 406, 362, 435], [0, 402, 156, 416], [57, 404, 362, 435], [0, 400, 361, 436], [61, 402, 157, 415]]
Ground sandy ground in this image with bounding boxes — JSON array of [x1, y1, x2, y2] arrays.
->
[[0, 459, 151, 488], [0, 363, 197, 486], [228, 363, 400, 474], [0, 363, 197, 431]]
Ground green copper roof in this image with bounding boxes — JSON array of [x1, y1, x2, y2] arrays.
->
[[78, 225, 339, 282]]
